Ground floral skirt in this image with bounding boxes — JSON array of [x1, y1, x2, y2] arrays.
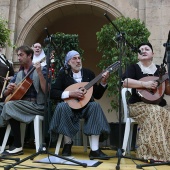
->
[[129, 102, 170, 161]]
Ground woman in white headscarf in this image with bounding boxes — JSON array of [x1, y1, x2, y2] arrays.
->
[[32, 43, 46, 66]]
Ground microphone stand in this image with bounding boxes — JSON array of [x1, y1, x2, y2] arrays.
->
[[163, 30, 170, 82], [3, 28, 87, 170], [102, 13, 150, 170]]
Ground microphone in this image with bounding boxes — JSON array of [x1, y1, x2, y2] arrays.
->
[[168, 30, 170, 43], [132, 46, 143, 55], [44, 27, 53, 44], [44, 27, 50, 38], [138, 49, 143, 55]]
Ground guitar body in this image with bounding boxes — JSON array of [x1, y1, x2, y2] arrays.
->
[[64, 82, 93, 109], [137, 76, 165, 104], [63, 61, 120, 109], [5, 77, 33, 103], [4, 57, 46, 103], [165, 79, 170, 95]]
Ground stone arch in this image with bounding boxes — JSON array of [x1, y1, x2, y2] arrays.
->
[[16, 0, 129, 46], [14, 0, 137, 122]]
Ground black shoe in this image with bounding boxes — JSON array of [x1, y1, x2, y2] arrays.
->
[[89, 148, 110, 160], [62, 141, 73, 156], [1, 146, 23, 156]]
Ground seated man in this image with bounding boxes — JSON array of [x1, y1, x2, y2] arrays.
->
[[49, 50, 110, 160], [0, 45, 48, 156]]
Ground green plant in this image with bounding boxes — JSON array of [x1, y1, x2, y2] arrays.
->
[[0, 17, 11, 47], [96, 16, 150, 112], [44, 32, 83, 112], [44, 32, 83, 76]]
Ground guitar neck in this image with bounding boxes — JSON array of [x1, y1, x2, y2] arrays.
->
[[84, 72, 104, 90], [157, 73, 169, 84], [21, 66, 35, 83], [84, 61, 120, 90], [20, 56, 46, 83]]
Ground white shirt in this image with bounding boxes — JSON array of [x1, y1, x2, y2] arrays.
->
[[137, 61, 157, 75]]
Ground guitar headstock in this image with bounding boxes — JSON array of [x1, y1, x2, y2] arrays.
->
[[39, 56, 46, 63], [106, 61, 120, 73]]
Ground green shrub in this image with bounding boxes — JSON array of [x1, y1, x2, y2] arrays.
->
[[44, 32, 83, 77], [0, 17, 11, 47], [96, 16, 150, 112]]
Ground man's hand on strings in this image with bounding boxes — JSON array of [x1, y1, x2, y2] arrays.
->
[[69, 87, 87, 99]]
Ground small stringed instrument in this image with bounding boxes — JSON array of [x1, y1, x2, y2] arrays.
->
[[136, 73, 169, 104], [0, 71, 9, 99], [64, 61, 120, 109], [5, 57, 46, 103]]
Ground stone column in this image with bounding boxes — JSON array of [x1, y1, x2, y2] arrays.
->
[[138, 0, 146, 23], [6, 0, 18, 62]]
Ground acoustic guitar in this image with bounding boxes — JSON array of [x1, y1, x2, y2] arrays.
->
[[64, 61, 120, 109], [136, 73, 169, 104], [5, 57, 46, 103]]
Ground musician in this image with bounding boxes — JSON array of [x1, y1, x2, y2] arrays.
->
[[0, 45, 48, 156], [32, 42, 46, 66], [49, 50, 110, 159], [0, 45, 15, 148], [23, 43, 47, 147], [0, 45, 14, 101], [122, 42, 170, 161]]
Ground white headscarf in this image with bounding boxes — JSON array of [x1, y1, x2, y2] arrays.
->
[[32, 49, 46, 66]]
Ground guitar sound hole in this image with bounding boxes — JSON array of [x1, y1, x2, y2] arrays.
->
[[75, 98, 80, 102], [148, 89, 154, 95]]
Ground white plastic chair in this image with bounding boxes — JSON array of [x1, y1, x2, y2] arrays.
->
[[55, 119, 88, 155], [121, 88, 138, 155], [0, 115, 44, 153]]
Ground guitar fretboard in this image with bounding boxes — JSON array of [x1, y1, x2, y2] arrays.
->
[[84, 61, 120, 90]]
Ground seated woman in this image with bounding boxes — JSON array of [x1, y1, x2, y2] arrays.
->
[[122, 42, 170, 162]]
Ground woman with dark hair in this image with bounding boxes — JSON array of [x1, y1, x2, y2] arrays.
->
[[122, 42, 170, 162]]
